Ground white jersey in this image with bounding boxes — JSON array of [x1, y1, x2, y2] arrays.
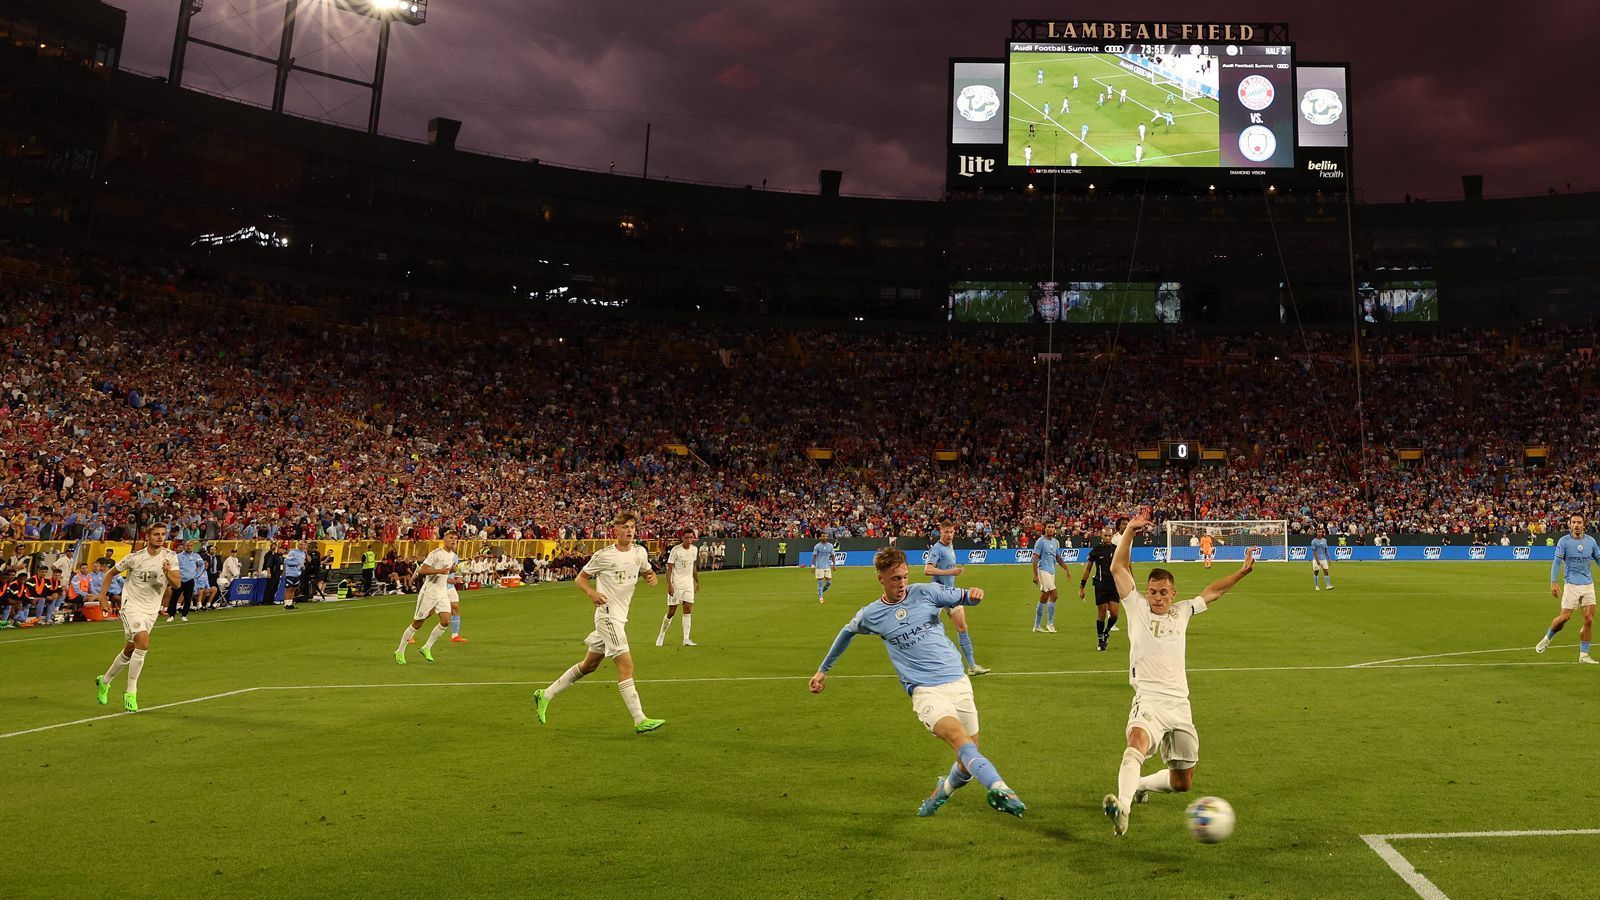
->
[[420, 547, 460, 595], [116, 548, 178, 616], [583, 544, 652, 623], [667, 545, 697, 588], [1120, 589, 1207, 703]]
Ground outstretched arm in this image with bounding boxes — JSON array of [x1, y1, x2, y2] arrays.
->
[[1111, 511, 1148, 598], [1200, 548, 1257, 604], [810, 626, 859, 693]]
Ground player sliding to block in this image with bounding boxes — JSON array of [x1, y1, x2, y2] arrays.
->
[[810, 546, 1026, 818], [1103, 511, 1256, 837]]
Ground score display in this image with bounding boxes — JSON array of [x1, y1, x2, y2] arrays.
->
[[1007, 42, 1294, 172]]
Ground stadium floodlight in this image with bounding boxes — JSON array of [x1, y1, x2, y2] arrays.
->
[[333, 0, 427, 26]]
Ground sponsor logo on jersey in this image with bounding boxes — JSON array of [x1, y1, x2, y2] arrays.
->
[[1335, 547, 1352, 560], [1289, 547, 1308, 561], [1379, 546, 1397, 560], [1468, 546, 1487, 560], [1424, 547, 1442, 560], [895, 608, 908, 620], [1514, 546, 1532, 560], [967, 550, 987, 565]]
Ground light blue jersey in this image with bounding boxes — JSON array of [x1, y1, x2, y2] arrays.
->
[[818, 583, 979, 695], [928, 541, 958, 587], [1551, 533, 1599, 585], [177, 550, 205, 582], [284, 548, 307, 578], [1033, 537, 1062, 574], [813, 542, 835, 571], [1310, 538, 1331, 561]]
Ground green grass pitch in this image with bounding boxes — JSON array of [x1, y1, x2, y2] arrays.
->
[[1008, 52, 1220, 168], [2, 562, 1593, 898]]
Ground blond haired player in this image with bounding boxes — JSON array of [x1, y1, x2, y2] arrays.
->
[[394, 530, 460, 663], [93, 524, 181, 711], [1103, 511, 1256, 836], [534, 511, 665, 734], [656, 528, 700, 647]]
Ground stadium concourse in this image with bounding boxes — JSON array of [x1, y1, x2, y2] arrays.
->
[[2, 240, 1596, 572]]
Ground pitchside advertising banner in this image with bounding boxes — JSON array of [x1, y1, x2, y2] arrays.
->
[[802, 546, 1558, 567]]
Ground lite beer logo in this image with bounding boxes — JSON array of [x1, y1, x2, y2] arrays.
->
[[1468, 546, 1487, 560], [1335, 547, 1353, 561], [1424, 547, 1442, 560], [957, 155, 996, 177], [1289, 547, 1308, 561], [1379, 546, 1397, 560], [1514, 546, 1532, 560], [968, 550, 988, 564]]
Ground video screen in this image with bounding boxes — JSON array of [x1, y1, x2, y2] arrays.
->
[[951, 61, 1006, 145], [1007, 42, 1294, 171], [949, 282, 1032, 322], [1296, 65, 1348, 148], [1359, 281, 1439, 323]]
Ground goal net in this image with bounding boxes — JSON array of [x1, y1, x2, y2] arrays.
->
[[1164, 520, 1288, 563]]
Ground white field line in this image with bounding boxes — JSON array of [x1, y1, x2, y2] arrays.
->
[[1347, 646, 1542, 668], [1009, 92, 1115, 164], [1, 658, 1578, 741], [1362, 829, 1600, 899]]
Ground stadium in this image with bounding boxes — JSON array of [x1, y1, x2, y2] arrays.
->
[[3, 3, 1600, 898]]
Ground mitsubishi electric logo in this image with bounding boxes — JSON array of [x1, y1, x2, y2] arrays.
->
[[957, 155, 996, 178]]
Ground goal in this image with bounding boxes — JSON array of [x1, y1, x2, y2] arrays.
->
[[1164, 520, 1288, 563]]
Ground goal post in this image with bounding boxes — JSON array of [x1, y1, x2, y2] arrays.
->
[[1164, 520, 1289, 563]]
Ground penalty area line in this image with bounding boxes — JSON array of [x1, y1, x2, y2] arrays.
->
[[1362, 828, 1600, 899]]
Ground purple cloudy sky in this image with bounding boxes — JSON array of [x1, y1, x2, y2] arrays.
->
[[111, 1, 1595, 201]]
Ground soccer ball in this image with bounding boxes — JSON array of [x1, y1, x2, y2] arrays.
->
[[1185, 796, 1235, 843]]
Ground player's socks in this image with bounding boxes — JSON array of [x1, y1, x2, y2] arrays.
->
[[681, 613, 692, 642], [1096, 620, 1106, 639], [940, 760, 974, 798], [618, 678, 646, 725], [421, 624, 448, 652], [545, 664, 585, 699], [1117, 746, 1144, 811], [125, 649, 146, 695], [1107, 612, 1119, 631], [396, 625, 417, 654], [103, 651, 130, 683], [1046, 602, 1056, 627], [450, 614, 461, 636], [1137, 770, 1178, 794], [958, 632, 977, 669], [955, 742, 1004, 791], [1583, 641, 1592, 655], [657, 616, 671, 644], [1034, 604, 1045, 629]]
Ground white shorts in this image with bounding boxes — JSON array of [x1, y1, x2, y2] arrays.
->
[[667, 586, 695, 606], [912, 676, 979, 736], [1037, 570, 1057, 592], [815, 568, 833, 581], [584, 616, 630, 658], [1561, 584, 1597, 610], [1312, 559, 1330, 572], [122, 609, 157, 640], [1126, 697, 1199, 769], [414, 590, 452, 620]]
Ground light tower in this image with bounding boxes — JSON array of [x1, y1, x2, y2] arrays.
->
[[168, 0, 427, 135]]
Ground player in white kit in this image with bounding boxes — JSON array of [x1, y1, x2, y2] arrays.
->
[[1102, 511, 1256, 836], [394, 530, 460, 664], [534, 511, 665, 734], [93, 524, 181, 711], [1134, 143, 1144, 164], [656, 528, 701, 647], [1138, 122, 1146, 142]]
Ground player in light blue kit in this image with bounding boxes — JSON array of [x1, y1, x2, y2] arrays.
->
[[812, 536, 836, 603], [282, 541, 307, 611], [810, 546, 1025, 818], [1535, 513, 1598, 664], [1310, 530, 1333, 590], [1032, 523, 1072, 633], [924, 520, 989, 676]]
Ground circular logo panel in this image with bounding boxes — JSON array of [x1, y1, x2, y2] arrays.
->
[[1300, 88, 1343, 126], [1237, 75, 1275, 111], [1238, 125, 1277, 162], [956, 84, 1000, 122]]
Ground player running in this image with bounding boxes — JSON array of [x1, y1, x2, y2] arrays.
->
[[813, 535, 836, 603], [534, 511, 665, 733], [1535, 513, 1598, 664], [1102, 512, 1256, 836], [1079, 526, 1122, 651], [1032, 523, 1071, 633], [925, 520, 989, 676], [93, 525, 181, 712], [1310, 529, 1333, 590], [810, 546, 1025, 818], [656, 528, 700, 647], [394, 530, 460, 663]]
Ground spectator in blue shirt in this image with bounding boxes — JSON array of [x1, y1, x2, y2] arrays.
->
[[169, 540, 203, 622]]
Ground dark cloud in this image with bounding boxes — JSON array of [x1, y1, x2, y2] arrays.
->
[[111, 1, 1598, 200]]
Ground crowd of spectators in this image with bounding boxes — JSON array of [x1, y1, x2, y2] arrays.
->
[[3, 242, 1598, 553]]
